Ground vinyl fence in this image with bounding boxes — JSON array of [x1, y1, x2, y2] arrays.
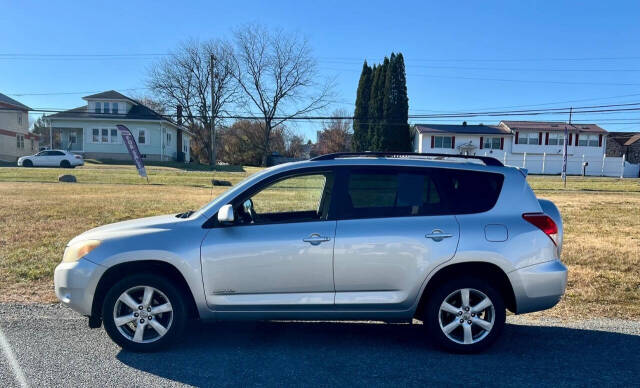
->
[[491, 152, 640, 177]]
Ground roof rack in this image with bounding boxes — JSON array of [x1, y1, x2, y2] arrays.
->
[[310, 152, 504, 167]]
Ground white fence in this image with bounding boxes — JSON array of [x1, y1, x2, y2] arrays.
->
[[485, 152, 640, 178]]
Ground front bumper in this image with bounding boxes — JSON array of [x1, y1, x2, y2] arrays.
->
[[54, 258, 105, 316], [509, 259, 568, 314]]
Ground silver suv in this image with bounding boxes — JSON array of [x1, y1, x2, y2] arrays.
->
[[54, 152, 567, 353]]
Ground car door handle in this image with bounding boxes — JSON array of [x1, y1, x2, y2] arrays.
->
[[426, 229, 453, 242], [303, 234, 331, 245]]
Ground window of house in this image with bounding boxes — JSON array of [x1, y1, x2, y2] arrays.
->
[[433, 136, 453, 149], [517, 132, 539, 145], [578, 134, 599, 147], [103, 102, 111, 114], [16, 135, 24, 149], [112, 103, 119, 114], [138, 129, 147, 145], [484, 137, 502, 149], [69, 132, 77, 145], [31, 140, 34, 151], [548, 133, 566, 146], [166, 132, 172, 144], [101, 129, 109, 143], [17, 113, 22, 126], [95, 102, 101, 114], [93, 128, 100, 143], [110, 129, 119, 143]]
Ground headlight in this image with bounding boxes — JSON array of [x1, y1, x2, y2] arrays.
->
[[62, 240, 101, 263]]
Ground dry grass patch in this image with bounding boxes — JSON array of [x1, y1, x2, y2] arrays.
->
[[1, 173, 639, 320]]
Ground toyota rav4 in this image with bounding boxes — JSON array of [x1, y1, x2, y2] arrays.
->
[[54, 152, 567, 353]]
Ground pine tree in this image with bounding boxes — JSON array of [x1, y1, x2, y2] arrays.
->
[[388, 53, 411, 151], [369, 58, 389, 151], [352, 61, 373, 151]]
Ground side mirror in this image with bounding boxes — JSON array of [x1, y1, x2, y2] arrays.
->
[[217, 204, 235, 223]]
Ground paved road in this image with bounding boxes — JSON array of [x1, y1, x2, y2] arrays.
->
[[1, 304, 639, 387]]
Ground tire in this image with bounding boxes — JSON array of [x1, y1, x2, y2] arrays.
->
[[102, 274, 187, 352], [23, 159, 33, 167], [60, 160, 71, 168], [425, 276, 505, 353]]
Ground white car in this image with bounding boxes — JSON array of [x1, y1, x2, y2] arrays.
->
[[18, 149, 84, 168]]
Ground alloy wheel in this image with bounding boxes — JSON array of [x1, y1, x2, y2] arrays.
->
[[113, 286, 174, 344], [438, 288, 495, 345]]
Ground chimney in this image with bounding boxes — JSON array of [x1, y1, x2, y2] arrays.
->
[[176, 105, 184, 162]]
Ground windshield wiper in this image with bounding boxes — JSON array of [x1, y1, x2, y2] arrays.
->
[[176, 210, 195, 219]]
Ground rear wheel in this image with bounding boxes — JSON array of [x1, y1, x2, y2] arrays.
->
[[60, 160, 71, 168], [425, 277, 505, 353], [102, 274, 187, 352], [23, 159, 33, 167]]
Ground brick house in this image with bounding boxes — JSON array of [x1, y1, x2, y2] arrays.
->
[[606, 132, 640, 164]]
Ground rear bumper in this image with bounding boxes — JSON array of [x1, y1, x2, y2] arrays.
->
[[54, 258, 105, 316], [509, 259, 568, 314]]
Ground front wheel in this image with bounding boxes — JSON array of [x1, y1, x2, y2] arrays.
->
[[425, 277, 505, 353], [102, 274, 187, 352]]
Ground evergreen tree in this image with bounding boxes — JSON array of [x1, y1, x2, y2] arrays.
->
[[385, 53, 411, 151], [354, 52, 410, 152], [369, 58, 389, 151], [352, 61, 372, 151]]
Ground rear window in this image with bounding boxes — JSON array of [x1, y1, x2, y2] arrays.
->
[[340, 167, 503, 219]]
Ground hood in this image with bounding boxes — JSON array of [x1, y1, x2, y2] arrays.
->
[[68, 214, 185, 245]]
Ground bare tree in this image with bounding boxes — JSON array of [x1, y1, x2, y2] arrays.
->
[[147, 39, 238, 164], [233, 24, 334, 166], [312, 109, 353, 156]]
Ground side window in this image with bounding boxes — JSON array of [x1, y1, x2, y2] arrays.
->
[[342, 169, 444, 219], [437, 169, 504, 214], [92, 128, 100, 143], [138, 129, 147, 145], [94, 102, 101, 114], [236, 173, 332, 225]]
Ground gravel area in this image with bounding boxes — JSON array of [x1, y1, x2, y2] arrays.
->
[[1, 303, 639, 387]]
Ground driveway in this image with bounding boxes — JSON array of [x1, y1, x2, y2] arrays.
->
[[1, 304, 638, 387]]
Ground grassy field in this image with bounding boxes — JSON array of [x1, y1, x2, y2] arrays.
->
[[0, 162, 638, 319]]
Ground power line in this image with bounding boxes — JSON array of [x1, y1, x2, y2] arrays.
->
[[7, 88, 150, 97], [6, 101, 640, 121]]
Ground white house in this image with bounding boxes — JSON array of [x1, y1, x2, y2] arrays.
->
[[0, 93, 39, 161], [413, 121, 639, 177], [46, 90, 192, 162]]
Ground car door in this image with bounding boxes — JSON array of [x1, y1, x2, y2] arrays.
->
[[200, 169, 337, 311], [332, 166, 460, 311], [36, 150, 54, 166]]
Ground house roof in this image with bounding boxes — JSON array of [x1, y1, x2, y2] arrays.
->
[[607, 131, 640, 146], [0, 92, 31, 111], [500, 120, 607, 134], [48, 90, 192, 137], [414, 123, 511, 135], [83, 90, 135, 101]]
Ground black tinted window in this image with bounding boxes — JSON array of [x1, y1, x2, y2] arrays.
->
[[340, 167, 503, 219], [343, 170, 443, 219], [437, 169, 503, 214]]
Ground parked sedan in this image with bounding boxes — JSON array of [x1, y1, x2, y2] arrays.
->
[[18, 150, 84, 168]]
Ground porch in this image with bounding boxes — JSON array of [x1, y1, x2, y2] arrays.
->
[[50, 127, 84, 152]]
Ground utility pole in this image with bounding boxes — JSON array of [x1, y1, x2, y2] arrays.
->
[[562, 107, 572, 188], [209, 53, 216, 167]]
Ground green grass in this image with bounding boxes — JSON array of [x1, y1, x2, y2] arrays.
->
[[0, 161, 262, 187]]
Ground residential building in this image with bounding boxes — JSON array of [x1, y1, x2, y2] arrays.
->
[[412, 120, 639, 177], [606, 132, 640, 164], [46, 90, 192, 162], [0, 93, 39, 161]]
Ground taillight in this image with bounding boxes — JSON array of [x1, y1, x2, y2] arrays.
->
[[522, 213, 558, 246], [75, 155, 82, 159]]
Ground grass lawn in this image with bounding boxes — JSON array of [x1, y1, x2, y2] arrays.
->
[[0, 162, 638, 319]]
